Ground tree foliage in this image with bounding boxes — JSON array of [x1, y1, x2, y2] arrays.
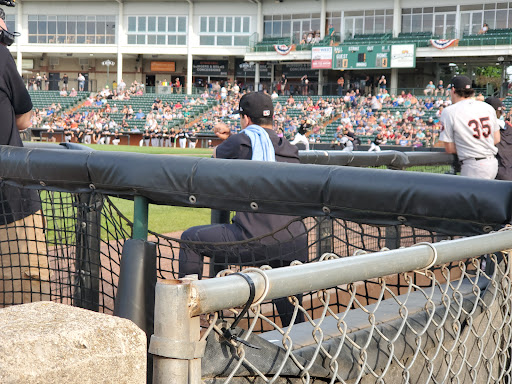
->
[[475, 65, 502, 89]]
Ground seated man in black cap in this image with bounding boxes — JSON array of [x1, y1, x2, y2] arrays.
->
[[178, 92, 308, 326]]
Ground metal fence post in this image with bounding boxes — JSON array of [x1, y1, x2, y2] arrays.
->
[[149, 280, 204, 384], [385, 226, 401, 250], [211, 209, 230, 225], [133, 196, 149, 240], [74, 192, 102, 311], [317, 216, 334, 259], [113, 239, 157, 384]]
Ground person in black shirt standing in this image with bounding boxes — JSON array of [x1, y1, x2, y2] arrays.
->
[[62, 73, 69, 91], [0, 16, 50, 306], [178, 92, 307, 326], [485, 97, 512, 180]]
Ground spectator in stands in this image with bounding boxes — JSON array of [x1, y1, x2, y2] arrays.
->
[[62, 73, 69, 90], [444, 83, 452, 96], [301, 74, 309, 96], [175, 77, 182, 94], [134, 109, 145, 119], [43, 73, 48, 91], [328, 24, 336, 45], [378, 75, 386, 91], [313, 31, 321, 43], [118, 79, 126, 92], [233, 82, 240, 96], [337, 76, 344, 96], [35, 73, 42, 90], [424, 81, 435, 96], [69, 88, 77, 97], [279, 74, 287, 96], [479, 23, 489, 34], [59, 88, 67, 97], [435, 80, 444, 96], [77, 73, 85, 91]]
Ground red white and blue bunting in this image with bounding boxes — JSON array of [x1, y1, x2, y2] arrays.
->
[[274, 44, 295, 55], [430, 39, 459, 49]]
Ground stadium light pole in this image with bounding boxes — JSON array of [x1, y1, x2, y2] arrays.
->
[[102, 60, 116, 89]]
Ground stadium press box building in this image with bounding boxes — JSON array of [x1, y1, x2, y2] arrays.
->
[[5, 0, 512, 94]]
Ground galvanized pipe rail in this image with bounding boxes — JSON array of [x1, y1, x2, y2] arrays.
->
[[187, 229, 512, 316]]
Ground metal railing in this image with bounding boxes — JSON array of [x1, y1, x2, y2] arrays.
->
[[152, 229, 512, 383]]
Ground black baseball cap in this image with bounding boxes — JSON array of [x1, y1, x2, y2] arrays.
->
[[449, 75, 472, 90], [485, 96, 505, 111], [234, 92, 274, 118]]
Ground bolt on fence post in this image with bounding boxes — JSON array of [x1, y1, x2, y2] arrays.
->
[[150, 279, 204, 384], [133, 196, 149, 240]]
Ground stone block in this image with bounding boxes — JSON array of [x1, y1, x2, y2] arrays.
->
[[0, 302, 147, 384]]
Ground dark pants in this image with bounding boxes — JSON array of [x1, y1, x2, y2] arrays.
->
[[179, 223, 308, 326]]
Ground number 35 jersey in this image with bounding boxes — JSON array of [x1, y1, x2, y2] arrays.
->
[[439, 99, 499, 161]]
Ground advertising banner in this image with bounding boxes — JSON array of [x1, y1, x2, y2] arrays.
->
[[311, 47, 333, 69], [390, 44, 416, 68], [150, 61, 176, 72], [193, 60, 229, 76]]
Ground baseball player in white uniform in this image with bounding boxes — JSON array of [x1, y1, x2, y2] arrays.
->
[[439, 75, 500, 179], [290, 118, 312, 151]]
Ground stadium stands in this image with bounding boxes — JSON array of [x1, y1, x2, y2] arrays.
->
[[29, 87, 497, 150], [28, 90, 89, 110]]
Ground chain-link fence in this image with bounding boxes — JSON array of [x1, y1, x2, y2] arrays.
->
[[151, 229, 512, 384]]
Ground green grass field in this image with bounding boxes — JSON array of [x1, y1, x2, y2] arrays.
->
[[85, 143, 214, 157], [108, 196, 211, 236], [89, 144, 214, 235]]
